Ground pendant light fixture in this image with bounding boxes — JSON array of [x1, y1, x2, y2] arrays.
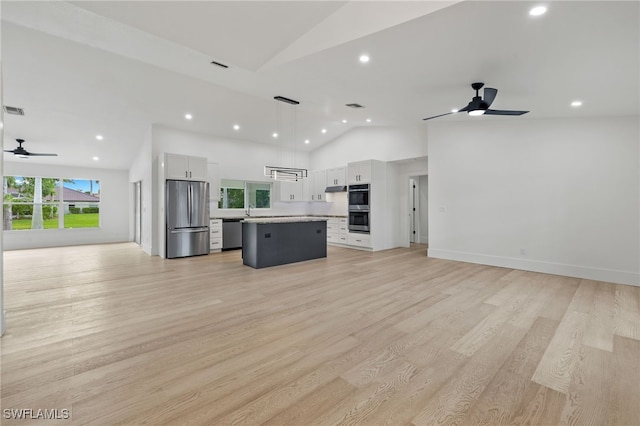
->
[[264, 96, 308, 182]]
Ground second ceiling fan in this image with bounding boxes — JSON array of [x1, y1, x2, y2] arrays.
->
[[423, 82, 529, 121]]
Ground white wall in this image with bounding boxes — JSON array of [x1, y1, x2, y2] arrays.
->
[[427, 116, 640, 286], [128, 126, 154, 254], [418, 175, 429, 243], [3, 161, 130, 250], [1, 52, 6, 335], [311, 125, 428, 170]]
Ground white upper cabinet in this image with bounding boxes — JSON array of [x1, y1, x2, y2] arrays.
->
[[309, 169, 327, 202], [278, 180, 304, 201], [347, 160, 371, 184], [327, 167, 346, 186], [165, 153, 207, 181]]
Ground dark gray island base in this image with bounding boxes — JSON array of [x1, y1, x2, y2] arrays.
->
[[242, 220, 327, 269]]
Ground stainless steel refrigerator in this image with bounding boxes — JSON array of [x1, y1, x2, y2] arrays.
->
[[166, 180, 210, 258]]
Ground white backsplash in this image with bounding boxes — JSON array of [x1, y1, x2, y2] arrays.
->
[[210, 191, 348, 218]]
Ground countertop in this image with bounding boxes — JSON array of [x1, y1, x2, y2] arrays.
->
[[211, 215, 347, 220], [242, 216, 329, 224]]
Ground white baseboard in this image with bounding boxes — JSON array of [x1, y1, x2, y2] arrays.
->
[[428, 249, 639, 287]]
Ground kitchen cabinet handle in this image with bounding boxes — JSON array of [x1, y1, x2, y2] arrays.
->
[[185, 171, 188, 178]]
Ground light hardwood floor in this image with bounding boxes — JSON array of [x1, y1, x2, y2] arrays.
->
[[1, 243, 639, 425]]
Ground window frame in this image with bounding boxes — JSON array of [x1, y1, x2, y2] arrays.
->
[[3, 176, 101, 231], [218, 179, 272, 211]]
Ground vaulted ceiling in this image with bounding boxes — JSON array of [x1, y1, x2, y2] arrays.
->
[[2, 1, 638, 170]]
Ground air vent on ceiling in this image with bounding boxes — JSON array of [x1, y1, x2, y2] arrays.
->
[[3, 106, 24, 115], [210, 60, 229, 69], [346, 103, 364, 108]]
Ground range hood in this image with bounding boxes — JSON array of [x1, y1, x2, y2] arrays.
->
[[325, 185, 347, 193]]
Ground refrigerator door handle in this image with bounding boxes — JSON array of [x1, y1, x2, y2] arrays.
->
[[169, 228, 207, 234], [187, 183, 192, 227]]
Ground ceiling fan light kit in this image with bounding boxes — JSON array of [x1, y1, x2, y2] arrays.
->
[[4, 138, 58, 158], [423, 82, 529, 121]]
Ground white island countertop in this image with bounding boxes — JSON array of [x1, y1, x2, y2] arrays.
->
[[241, 216, 328, 224]]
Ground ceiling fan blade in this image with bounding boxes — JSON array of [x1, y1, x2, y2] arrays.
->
[[484, 109, 529, 116], [4, 150, 16, 153], [483, 88, 497, 107], [423, 111, 454, 121], [25, 153, 58, 156]]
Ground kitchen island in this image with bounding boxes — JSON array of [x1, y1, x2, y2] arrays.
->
[[242, 217, 327, 269]]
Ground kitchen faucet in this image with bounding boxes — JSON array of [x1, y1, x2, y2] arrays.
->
[[245, 203, 253, 217]]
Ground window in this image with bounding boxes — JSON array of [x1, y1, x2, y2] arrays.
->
[[218, 179, 271, 210], [247, 182, 271, 209], [3, 176, 100, 230], [219, 179, 245, 209]]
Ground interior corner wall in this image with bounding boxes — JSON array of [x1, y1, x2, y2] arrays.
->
[[427, 116, 640, 286], [418, 175, 429, 243], [128, 125, 154, 254], [310, 125, 428, 170], [3, 162, 130, 250], [1, 48, 5, 336]]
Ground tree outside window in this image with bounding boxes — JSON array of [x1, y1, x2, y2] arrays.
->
[[3, 176, 100, 230]]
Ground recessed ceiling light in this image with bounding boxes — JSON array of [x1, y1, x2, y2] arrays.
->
[[185, 113, 193, 120], [95, 134, 103, 140], [342, 119, 347, 123], [272, 132, 278, 138], [304, 139, 310, 144], [529, 6, 547, 16], [359, 54, 370, 64], [366, 118, 372, 123], [233, 124, 240, 130], [92, 156, 99, 161], [321, 128, 327, 134], [571, 100, 583, 107]]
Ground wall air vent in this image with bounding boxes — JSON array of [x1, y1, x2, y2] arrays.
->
[[210, 60, 229, 69], [346, 103, 364, 108], [3, 106, 24, 115]]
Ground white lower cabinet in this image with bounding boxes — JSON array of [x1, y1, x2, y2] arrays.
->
[[338, 218, 348, 244], [327, 217, 350, 246], [210, 219, 222, 252], [348, 233, 371, 248]]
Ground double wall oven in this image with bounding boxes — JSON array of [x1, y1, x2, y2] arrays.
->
[[348, 184, 370, 233]]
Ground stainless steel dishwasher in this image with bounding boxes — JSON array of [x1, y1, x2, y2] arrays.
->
[[222, 218, 243, 250]]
